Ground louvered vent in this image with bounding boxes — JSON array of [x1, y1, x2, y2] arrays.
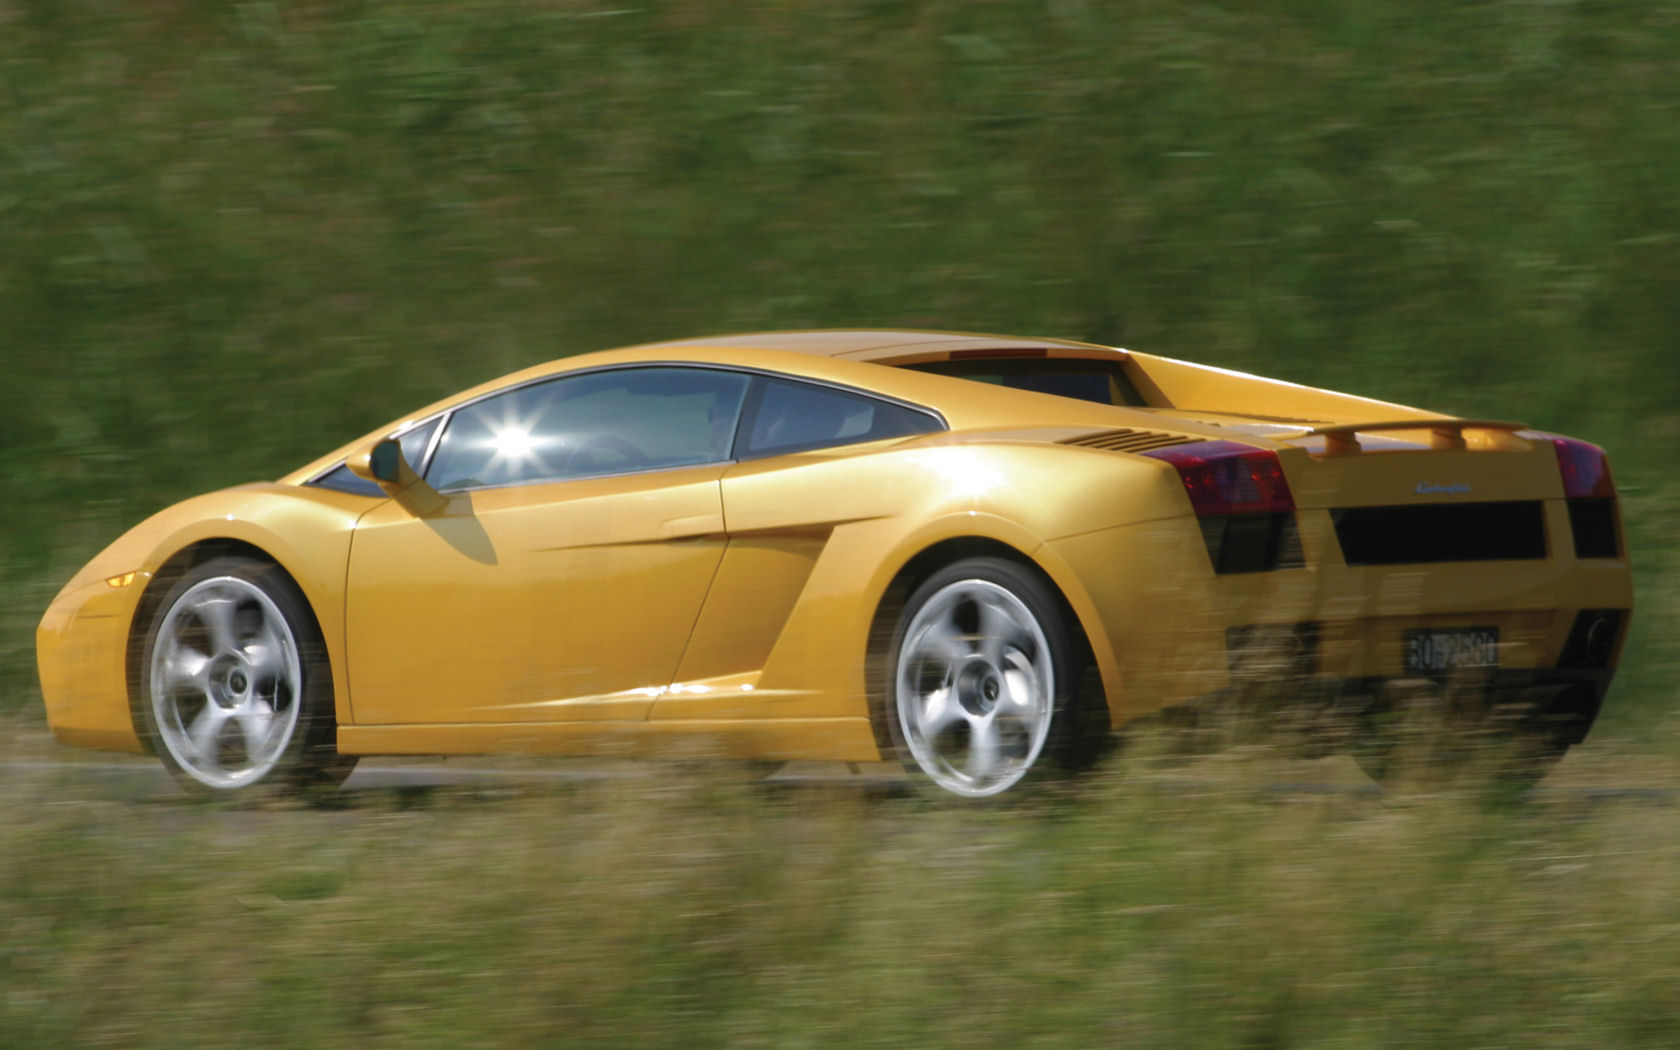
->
[[1061, 428, 1197, 454]]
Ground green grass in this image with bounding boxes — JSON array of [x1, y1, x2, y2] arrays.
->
[[4, 3, 1680, 1044], [6, 743, 1680, 1049], [4, 2, 1678, 726], [4, 1, 1679, 720]]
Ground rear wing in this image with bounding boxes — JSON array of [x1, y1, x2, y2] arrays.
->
[[1305, 419, 1530, 455]]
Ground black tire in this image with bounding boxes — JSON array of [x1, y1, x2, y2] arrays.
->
[[137, 556, 356, 797], [880, 557, 1090, 798]]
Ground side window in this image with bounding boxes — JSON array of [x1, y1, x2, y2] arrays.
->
[[740, 377, 942, 459], [426, 367, 750, 490], [309, 417, 441, 497]]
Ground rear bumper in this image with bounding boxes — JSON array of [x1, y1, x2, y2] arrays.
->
[[1046, 511, 1633, 730]]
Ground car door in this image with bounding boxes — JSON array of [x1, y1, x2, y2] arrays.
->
[[653, 375, 944, 721], [344, 365, 750, 725]]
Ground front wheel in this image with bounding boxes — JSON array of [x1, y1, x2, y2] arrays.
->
[[139, 557, 355, 797], [885, 558, 1084, 798]]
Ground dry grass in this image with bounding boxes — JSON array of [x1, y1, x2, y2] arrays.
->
[[5, 2, 1680, 1044], [6, 724, 1680, 1048]]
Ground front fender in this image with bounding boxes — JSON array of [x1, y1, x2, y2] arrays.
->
[[38, 483, 378, 750]]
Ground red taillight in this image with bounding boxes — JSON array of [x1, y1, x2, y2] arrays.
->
[[1550, 436, 1615, 499], [1143, 440, 1296, 516]]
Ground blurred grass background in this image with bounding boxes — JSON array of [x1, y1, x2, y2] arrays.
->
[[3, 1, 1680, 1045], [3, 0, 1678, 728]]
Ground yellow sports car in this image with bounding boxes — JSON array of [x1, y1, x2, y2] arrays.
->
[[37, 330, 1633, 797]]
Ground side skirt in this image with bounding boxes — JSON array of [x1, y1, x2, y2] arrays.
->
[[338, 717, 883, 763]]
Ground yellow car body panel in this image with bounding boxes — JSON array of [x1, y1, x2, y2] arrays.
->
[[37, 576, 141, 753], [37, 484, 376, 753], [38, 329, 1634, 790], [343, 463, 730, 725]]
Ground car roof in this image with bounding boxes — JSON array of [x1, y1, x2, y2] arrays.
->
[[280, 330, 1142, 485], [622, 329, 1116, 362]]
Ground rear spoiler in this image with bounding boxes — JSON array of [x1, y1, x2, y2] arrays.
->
[[1306, 419, 1530, 455]]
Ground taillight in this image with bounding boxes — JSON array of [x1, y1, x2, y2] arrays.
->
[[1143, 441, 1302, 573], [1142, 441, 1296, 516], [1551, 436, 1615, 499], [1547, 435, 1620, 558]]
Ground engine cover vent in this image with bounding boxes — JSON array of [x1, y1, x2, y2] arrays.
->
[[1061, 428, 1197, 454]]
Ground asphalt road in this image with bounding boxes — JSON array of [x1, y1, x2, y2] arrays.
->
[[1, 755, 918, 802], [7, 754, 1674, 805]]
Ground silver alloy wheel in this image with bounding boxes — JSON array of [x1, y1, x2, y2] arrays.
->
[[147, 575, 305, 790], [895, 578, 1056, 797]]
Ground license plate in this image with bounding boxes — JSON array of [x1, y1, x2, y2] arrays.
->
[[1403, 627, 1499, 673]]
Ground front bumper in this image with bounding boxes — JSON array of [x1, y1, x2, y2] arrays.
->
[[36, 575, 148, 754]]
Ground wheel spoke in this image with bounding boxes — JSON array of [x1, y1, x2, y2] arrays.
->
[[976, 595, 1027, 667], [187, 705, 229, 765], [196, 594, 241, 656], [998, 666, 1040, 715], [921, 611, 972, 669], [919, 686, 968, 740], [235, 703, 276, 758], [245, 624, 291, 686], [965, 718, 1002, 783], [158, 642, 212, 695]]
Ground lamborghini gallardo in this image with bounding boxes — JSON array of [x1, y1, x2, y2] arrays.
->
[[37, 330, 1632, 797]]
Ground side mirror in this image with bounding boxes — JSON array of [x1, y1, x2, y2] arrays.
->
[[346, 438, 405, 489], [368, 439, 403, 484], [346, 438, 448, 516]]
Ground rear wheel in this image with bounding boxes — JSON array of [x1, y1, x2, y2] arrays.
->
[[139, 557, 355, 797], [885, 558, 1083, 798]]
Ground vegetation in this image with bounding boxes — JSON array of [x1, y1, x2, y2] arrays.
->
[[4, 1, 1679, 1045], [6, 742, 1680, 1049]]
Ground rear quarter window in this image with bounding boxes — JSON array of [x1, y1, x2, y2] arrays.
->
[[739, 377, 942, 458]]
